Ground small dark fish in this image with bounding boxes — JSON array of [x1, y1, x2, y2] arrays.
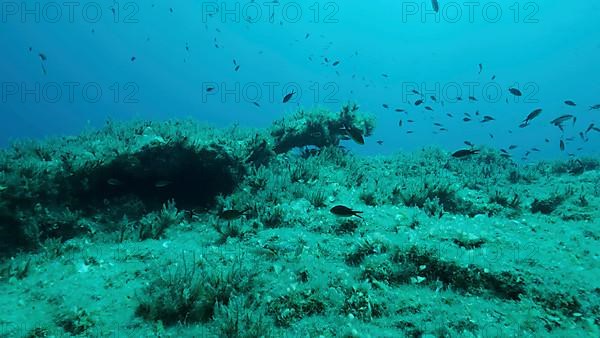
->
[[332, 61, 340, 66], [381, 73, 389, 78], [592, 127, 600, 133], [377, 140, 384, 145], [590, 104, 600, 110], [155, 180, 172, 188], [491, 75, 496, 80], [330, 205, 363, 218], [431, 0, 440, 12], [478, 63, 483, 74], [433, 122, 443, 127], [407, 119, 415, 123], [508, 145, 518, 150], [481, 115, 495, 123], [531, 148, 540, 152], [425, 106, 433, 111], [394, 108, 405, 113], [415, 99, 424, 106], [382, 104, 389, 109], [463, 117, 472, 122], [282, 91, 296, 103], [468, 96, 477, 101], [464, 141, 474, 147], [38, 53, 47, 61], [406, 131, 414, 134], [343, 124, 365, 145], [130, 56, 136, 62], [585, 123, 595, 133], [398, 120, 403, 127], [107, 178, 123, 186], [559, 139, 565, 151], [550, 114, 574, 126], [412, 89, 422, 96], [206, 87, 215, 92], [219, 208, 251, 221], [564, 100, 576, 106], [430, 95, 437, 102], [521, 108, 543, 126], [234, 65, 240, 72], [508, 88, 522, 96], [252, 102, 261, 107], [452, 149, 480, 158]]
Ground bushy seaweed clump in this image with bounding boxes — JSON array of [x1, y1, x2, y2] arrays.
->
[[135, 254, 257, 326], [270, 103, 375, 153]]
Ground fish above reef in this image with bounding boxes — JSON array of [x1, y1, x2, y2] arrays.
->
[[564, 100, 577, 106], [520, 108, 543, 127], [451, 149, 480, 158], [330, 205, 363, 218], [481, 115, 495, 123], [590, 104, 600, 110], [432, 0, 440, 12], [508, 88, 522, 96], [343, 124, 365, 145], [218, 208, 250, 221], [550, 114, 575, 126], [282, 91, 296, 103]]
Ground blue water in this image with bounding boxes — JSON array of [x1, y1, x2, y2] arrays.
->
[[2, 1, 599, 160]]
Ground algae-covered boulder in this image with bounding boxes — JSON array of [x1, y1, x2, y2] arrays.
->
[[0, 105, 374, 254], [0, 120, 248, 254]]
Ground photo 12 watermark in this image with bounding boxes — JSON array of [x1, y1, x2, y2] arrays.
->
[[1, 82, 140, 104], [201, 81, 340, 105], [1, 1, 139, 23], [401, 1, 540, 24], [201, 1, 340, 24]]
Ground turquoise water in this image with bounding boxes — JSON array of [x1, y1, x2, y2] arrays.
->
[[1, 1, 600, 337], [2, 1, 599, 159]]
